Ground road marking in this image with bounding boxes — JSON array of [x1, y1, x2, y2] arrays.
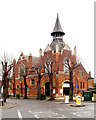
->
[[55, 113, 58, 114], [58, 108, 63, 111], [34, 114, 39, 118], [73, 113, 80, 117], [61, 115, 65, 117], [52, 111, 58, 114], [17, 110, 23, 119], [29, 111, 39, 118], [39, 111, 43, 113], [29, 111, 32, 113]]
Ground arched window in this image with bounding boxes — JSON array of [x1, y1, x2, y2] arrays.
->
[[18, 63, 25, 78], [64, 58, 71, 73]]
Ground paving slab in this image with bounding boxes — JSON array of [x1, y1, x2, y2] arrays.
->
[[0, 102, 20, 109]]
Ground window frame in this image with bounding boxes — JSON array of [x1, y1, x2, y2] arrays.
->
[[79, 70, 83, 77], [30, 79, 35, 85], [64, 58, 70, 73], [17, 84, 19, 89], [83, 82, 85, 89], [80, 82, 82, 89]]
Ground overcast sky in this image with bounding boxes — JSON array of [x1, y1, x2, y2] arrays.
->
[[0, 0, 94, 78]]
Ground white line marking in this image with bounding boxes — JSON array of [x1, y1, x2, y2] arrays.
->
[[58, 108, 63, 111], [28, 111, 39, 118], [17, 110, 23, 119], [73, 113, 77, 115], [52, 111, 58, 114], [39, 111, 43, 113], [61, 115, 65, 117], [34, 114, 39, 118], [73, 113, 80, 117], [29, 111, 32, 113], [55, 113, 58, 114]]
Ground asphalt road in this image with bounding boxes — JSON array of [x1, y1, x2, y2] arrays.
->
[[1, 98, 95, 119]]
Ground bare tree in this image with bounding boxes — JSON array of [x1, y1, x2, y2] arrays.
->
[[64, 58, 80, 101], [19, 64, 28, 99], [32, 56, 55, 100], [1, 53, 13, 102], [31, 65, 44, 99], [44, 56, 56, 100]]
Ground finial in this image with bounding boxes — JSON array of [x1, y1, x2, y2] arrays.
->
[[57, 12, 58, 16], [39, 48, 42, 57], [21, 51, 24, 56]]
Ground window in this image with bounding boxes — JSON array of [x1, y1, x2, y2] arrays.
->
[[17, 85, 19, 89], [10, 86, 12, 90], [80, 82, 82, 89], [10, 81, 12, 85], [64, 58, 70, 73], [30, 79, 35, 85], [45, 63, 48, 73], [83, 82, 85, 89], [18, 63, 25, 78], [79, 70, 83, 77]]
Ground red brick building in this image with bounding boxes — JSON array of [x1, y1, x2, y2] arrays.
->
[[8, 14, 94, 98]]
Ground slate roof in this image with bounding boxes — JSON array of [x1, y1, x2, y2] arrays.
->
[[32, 56, 39, 67], [50, 39, 65, 52], [50, 14, 66, 52], [51, 14, 65, 36]]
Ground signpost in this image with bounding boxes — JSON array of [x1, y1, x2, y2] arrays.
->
[[75, 79, 78, 96]]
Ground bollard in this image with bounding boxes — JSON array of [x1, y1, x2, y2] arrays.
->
[[65, 95, 69, 103], [76, 96, 81, 105]]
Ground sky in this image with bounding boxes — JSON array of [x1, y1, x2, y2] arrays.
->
[[0, 0, 95, 78]]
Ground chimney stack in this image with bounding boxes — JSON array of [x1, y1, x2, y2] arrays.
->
[[74, 46, 76, 56], [89, 71, 91, 78]]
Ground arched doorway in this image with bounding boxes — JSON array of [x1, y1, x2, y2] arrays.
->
[[45, 82, 50, 96], [63, 81, 70, 95]]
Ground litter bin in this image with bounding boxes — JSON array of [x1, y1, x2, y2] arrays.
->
[[76, 96, 81, 105], [84, 91, 92, 101], [65, 95, 69, 103]]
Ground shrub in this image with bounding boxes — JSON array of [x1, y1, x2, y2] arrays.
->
[[16, 94, 20, 99], [94, 83, 96, 88], [40, 94, 46, 100]]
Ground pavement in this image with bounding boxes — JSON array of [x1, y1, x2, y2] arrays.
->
[[0, 102, 19, 109]]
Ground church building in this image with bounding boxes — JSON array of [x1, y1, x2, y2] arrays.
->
[[8, 14, 94, 98]]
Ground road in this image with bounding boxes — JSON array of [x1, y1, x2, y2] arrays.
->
[[1, 98, 95, 119]]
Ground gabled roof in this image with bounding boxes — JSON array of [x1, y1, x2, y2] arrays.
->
[[32, 56, 39, 67], [44, 44, 52, 52], [63, 44, 71, 51]]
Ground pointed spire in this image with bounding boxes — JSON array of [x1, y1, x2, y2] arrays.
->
[[51, 13, 65, 36]]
